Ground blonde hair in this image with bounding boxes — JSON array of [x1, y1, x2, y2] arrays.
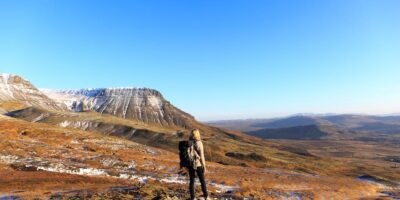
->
[[190, 129, 201, 141]]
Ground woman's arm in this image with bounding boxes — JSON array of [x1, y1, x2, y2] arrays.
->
[[197, 141, 206, 170]]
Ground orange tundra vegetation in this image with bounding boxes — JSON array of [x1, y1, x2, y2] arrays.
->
[[0, 115, 381, 199]]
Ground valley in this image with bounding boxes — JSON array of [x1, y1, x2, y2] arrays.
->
[[209, 115, 400, 191]]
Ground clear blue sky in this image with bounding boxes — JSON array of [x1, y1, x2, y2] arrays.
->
[[1, 0, 400, 121]]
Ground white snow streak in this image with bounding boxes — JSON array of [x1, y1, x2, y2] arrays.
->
[[1, 73, 15, 99]]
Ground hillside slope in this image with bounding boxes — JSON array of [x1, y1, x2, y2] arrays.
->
[[0, 115, 381, 199], [7, 106, 330, 170], [0, 74, 63, 111], [247, 125, 330, 140]]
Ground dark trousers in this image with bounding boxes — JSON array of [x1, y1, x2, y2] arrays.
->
[[189, 167, 208, 199]]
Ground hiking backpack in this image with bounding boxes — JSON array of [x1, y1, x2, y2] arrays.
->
[[179, 141, 191, 168], [179, 140, 200, 169]]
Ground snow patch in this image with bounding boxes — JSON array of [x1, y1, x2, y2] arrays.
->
[[0, 73, 15, 99], [0, 153, 240, 194], [0, 154, 20, 164], [118, 173, 149, 184], [32, 114, 47, 122], [37, 164, 108, 176], [211, 182, 239, 193], [40, 88, 165, 122], [160, 175, 188, 184], [59, 121, 71, 127]]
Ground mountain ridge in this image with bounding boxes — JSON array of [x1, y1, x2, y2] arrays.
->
[[41, 87, 195, 128], [0, 74, 194, 128], [0, 74, 64, 111], [208, 114, 400, 135]]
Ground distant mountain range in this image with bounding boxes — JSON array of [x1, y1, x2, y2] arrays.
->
[[208, 114, 400, 139]]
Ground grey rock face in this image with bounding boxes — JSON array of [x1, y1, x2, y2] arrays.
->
[[0, 74, 63, 110], [0, 73, 194, 128], [42, 88, 194, 128]]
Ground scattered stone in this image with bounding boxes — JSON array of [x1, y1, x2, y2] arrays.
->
[[101, 158, 119, 167], [106, 170, 120, 177], [82, 145, 96, 152], [146, 148, 157, 155], [20, 131, 28, 136], [240, 163, 248, 167], [10, 163, 38, 171], [128, 160, 136, 170], [71, 139, 80, 144]]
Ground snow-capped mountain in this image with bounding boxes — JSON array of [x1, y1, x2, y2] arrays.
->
[[41, 88, 195, 127], [0, 74, 63, 110], [0, 73, 194, 128]]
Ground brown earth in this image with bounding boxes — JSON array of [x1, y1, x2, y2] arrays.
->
[[0, 115, 384, 199]]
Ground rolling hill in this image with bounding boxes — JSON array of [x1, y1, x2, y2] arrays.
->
[[247, 125, 330, 140], [209, 114, 400, 135]]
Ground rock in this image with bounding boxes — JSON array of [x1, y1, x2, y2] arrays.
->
[[106, 170, 120, 177], [128, 160, 136, 170], [10, 163, 38, 171], [82, 145, 96, 152], [70, 101, 84, 112], [20, 131, 28, 136]]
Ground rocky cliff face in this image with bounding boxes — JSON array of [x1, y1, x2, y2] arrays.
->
[[0, 74, 62, 110], [41, 88, 195, 128], [0, 73, 195, 128]]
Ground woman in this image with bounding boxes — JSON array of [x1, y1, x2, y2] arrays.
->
[[188, 129, 208, 200]]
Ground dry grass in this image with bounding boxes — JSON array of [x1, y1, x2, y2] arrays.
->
[[8, 106, 347, 174], [0, 170, 132, 198], [0, 101, 27, 112], [272, 139, 400, 182], [0, 115, 384, 199]]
